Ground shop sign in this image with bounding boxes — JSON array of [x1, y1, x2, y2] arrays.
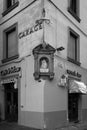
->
[[66, 69, 82, 78], [18, 22, 43, 39], [0, 66, 21, 76]]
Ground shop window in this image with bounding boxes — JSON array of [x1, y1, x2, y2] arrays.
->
[[68, 0, 80, 22], [2, 0, 19, 16], [2, 23, 18, 63], [68, 28, 80, 66]]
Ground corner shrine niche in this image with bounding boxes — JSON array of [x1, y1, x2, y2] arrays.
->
[[33, 43, 56, 80]]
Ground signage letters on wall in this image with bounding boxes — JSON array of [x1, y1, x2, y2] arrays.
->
[[18, 21, 43, 39], [0, 66, 21, 76], [67, 69, 82, 78]]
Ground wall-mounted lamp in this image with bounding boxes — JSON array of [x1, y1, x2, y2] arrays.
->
[[58, 74, 68, 87], [56, 46, 65, 51]]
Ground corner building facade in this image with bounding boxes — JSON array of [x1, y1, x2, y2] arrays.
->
[[0, 0, 87, 130]]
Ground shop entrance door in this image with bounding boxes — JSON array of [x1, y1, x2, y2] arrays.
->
[[4, 83, 18, 122], [68, 93, 79, 122]]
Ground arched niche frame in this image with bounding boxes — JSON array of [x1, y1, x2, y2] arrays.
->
[[32, 43, 56, 80]]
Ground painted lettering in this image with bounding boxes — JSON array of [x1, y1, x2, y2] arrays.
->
[[67, 69, 82, 78], [0, 66, 21, 76], [18, 22, 43, 39]]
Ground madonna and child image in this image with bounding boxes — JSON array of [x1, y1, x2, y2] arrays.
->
[[40, 58, 49, 72]]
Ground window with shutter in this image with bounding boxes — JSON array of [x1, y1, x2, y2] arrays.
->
[[2, 0, 19, 16], [7, 28, 17, 58], [68, 28, 80, 66], [68, 0, 80, 22], [2, 23, 18, 63], [70, 0, 77, 14], [7, 0, 18, 8]]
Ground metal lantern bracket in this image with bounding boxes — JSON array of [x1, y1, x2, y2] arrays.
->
[[58, 74, 68, 87]]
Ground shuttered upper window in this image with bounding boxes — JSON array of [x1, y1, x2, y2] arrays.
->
[[2, 0, 19, 16], [68, 28, 80, 66], [70, 0, 77, 14], [2, 23, 18, 63], [7, 28, 17, 58], [68, 0, 80, 22]]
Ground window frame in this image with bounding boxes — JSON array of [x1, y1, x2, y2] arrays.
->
[[68, 0, 81, 22], [67, 28, 81, 66], [2, 0, 19, 16], [2, 23, 19, 63]]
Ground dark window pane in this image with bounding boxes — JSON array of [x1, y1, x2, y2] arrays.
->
[[7, 0, 12, 8], [7, 0, 18, 8], [70, 0, 77, 13]]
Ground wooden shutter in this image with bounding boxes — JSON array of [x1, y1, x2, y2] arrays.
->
[[69, 33, 75, 60], [7, 29, 17, 58]]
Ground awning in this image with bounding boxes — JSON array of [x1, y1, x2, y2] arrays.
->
[[69, 80, 87, 94]]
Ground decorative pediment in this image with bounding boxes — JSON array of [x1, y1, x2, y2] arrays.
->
[[33, 43, 56, 54]]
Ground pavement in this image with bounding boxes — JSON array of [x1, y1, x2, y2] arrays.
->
[[0, 121, 34, 130], [0, 121, 87, 130], [56, 122, 87, 130]]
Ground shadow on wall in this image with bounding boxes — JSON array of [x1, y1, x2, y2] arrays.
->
[[0, 103, 1, 121]]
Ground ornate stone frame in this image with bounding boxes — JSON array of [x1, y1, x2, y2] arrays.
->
[[33, 43, 55, 80]]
